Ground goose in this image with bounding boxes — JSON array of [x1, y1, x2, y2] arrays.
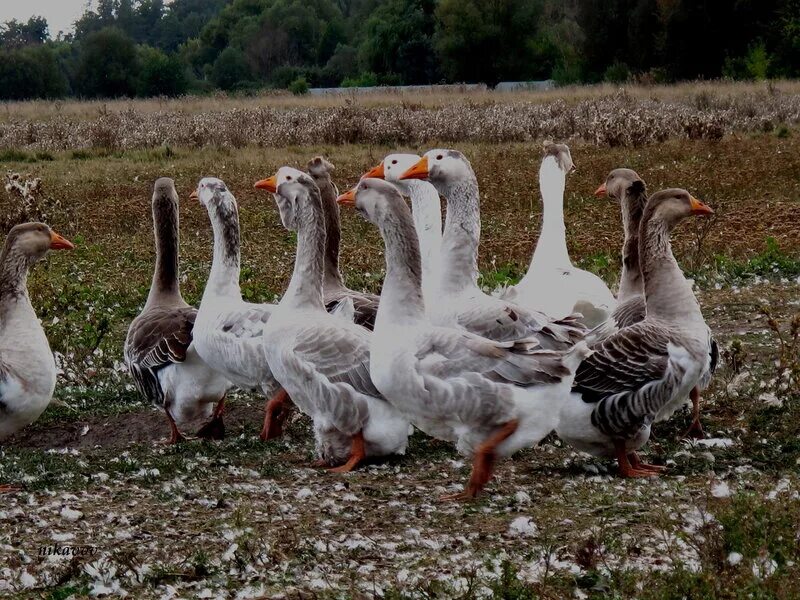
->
[[363, 153, 443, 307], [399, 149, 585, 350], [254, 167, 410, 471], [124, 178, 230, 444], [555, 189, 715, 477], [337, 178, 590, 499], [306, 156, 380, 329], [502, 142, 616, 327], [591, 169, 717, 438], [190, 177, 291, 442], [0, 223, 73, 472]]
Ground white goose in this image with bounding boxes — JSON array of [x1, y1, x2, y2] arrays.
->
[[0, 223, 73, 463], [255, 167, 409, 471], [125, 178, 230, 443], [191, 177, 291, 441], [399, 149, 585, 349], [502, 142, 616, 327], [591, 169, 717, 438], [306, 156, 380, 329], [363, 153, 443, 307], [556, 189, 715, 477], [338, 178, 590, 499]]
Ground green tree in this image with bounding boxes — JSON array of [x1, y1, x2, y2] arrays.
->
[[0, 16, 49, 48], [75, 27, 139, 97], [0, 45, 68, 99], [137, 45, 188, 96], [211, 46, 253, 90]]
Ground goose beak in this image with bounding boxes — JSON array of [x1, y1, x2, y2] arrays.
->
[[399, 156, 429, 180], [189, 190, 199, 201], [363, 161, 385, 180], [689, 195, 714, 215], [337, 188, 356, 207], [594, 182, 607, 197], [254, 176, 278, 193], [49, 230, 74, 250]]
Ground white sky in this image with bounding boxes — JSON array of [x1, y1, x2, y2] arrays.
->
[[1, 0, 90, 37]]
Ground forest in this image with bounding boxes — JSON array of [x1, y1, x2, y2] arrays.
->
[[0, 0, 799, 99]]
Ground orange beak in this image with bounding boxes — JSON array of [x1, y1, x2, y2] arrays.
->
[[49, 230, 74, 250], [594, 182, 608, 197], [689, 195, 714, 216], [337, 188, 356, 207], [254, 175, 278, 193], [363, 161, 385, 180], [189, 190, 199, 201], [399, 156, 429, 180]]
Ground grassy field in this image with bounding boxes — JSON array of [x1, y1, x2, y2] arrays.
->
[[0, 89, 799, 598]]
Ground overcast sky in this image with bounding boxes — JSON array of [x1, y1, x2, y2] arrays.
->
[[0, 0, 89, 37]]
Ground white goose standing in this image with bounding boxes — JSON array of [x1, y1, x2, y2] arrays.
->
[[399, 149, 585, 349], [338, 178, 590, 499], [503, 142, 616, 327], [255, 168, 409, 471], [191, 177, 290, 441], [363, 153, 443, 307], [556, 189, 715, 477], [0, 223, 73, 465], [125, 178, 230, 443]]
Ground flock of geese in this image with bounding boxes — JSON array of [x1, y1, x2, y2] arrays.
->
[[0, 142, 718, 499]]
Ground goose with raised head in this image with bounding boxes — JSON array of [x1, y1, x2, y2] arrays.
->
[[399, 149, 585, 350], [191, 177, 291, 442], [307, 156, 380, 329], [363, 153, 443, 307], [555, 189, 715, 477], [338, 178, 590, 499], [0, 223, 73, 469], [503, 142, 616, 327], [254, 168, 409, 471], [125, 178, 230, 444], [591, 169, 717, 438]]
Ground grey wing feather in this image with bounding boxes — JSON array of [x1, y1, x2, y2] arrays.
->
[[124, 306, 196, 406], [220, 305, 272, 339], [325, 291, 379, 331]]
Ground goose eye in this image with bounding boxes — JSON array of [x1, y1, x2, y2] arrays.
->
[[286, 175, 292, 181], [391, 159, 397, 164], [436, 155, 443, 161]]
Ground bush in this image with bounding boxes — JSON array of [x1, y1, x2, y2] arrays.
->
[[603, 61, 631, 83], [288, 76, 309, 95], [341, 72, 378, 88], [75, 27, 139, 98], [210, 47, 253, 91], [0, 45, 69, 100], [137, 46, 188, 97]]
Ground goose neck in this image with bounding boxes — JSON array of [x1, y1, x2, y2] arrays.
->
[[205, 200, 242, 300], [317, 176, 346, 294], [532, 165, 570, 269], [617, 192, 646, 301], [405, 180, 442, 301], [282, 187, 326, 311], [438, 178, 481, 292], [146, 198, 183, 308], [0, 247, 30, 304]]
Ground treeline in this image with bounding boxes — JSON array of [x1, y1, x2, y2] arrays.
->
[[1, 0, 799, 100]]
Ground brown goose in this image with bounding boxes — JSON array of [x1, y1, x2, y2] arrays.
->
[[306, 156, 380, 330], [124, 178, 230, 444], [556, 189, 715, 477], [0, 223, 73, 475], [592, 169, 717, 438]]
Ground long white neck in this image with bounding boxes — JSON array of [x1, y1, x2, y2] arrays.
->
[[531, 157, 571, 271], [281, 187, 326, 311], [204, 200, 242, 300], [400, 179, 442, 303], [374, 206, 427, 331], [437, 177, 481, 293]]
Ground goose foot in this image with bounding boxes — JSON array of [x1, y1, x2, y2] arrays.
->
[[0, 484, 20, 493], [329, 431, 366, 473], [440, 419, 519, 502], [629, 452, 667, 473], [260, 389, 290, 441], [310, 458, 330, 468], [197, 398, 226, 440], [615, 442, 660, 478], [160, 408, 187, 445], [682, 387, 705, 439]]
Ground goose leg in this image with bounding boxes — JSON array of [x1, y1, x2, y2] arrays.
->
[[260, 388, 290, 441], [683, 387, 705, 439], [329, 431, 366, 473], [629, 451, 667, 473], [0, 484, 20, 493], [615, 441, 658, 478], [197, 396, 226, 440], [161, 406, 186, 445], [441, 419, 519, 501]]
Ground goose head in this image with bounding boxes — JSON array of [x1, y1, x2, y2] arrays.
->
[[643, 188, 714, 229], [595, 168, 645, 202], [337, 177, 406, 227], [254, 166, 315, 231], [364, 153, 421, 189], [307, 156, 335, 179], [153, 177, 179, 206], [2, 222, 73, 266], [542, 141, 575, 174], [191, 177, 234, 210], [399, 149, 474, 189]]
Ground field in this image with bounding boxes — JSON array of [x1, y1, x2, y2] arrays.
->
[[0, 83, 799, 599]]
